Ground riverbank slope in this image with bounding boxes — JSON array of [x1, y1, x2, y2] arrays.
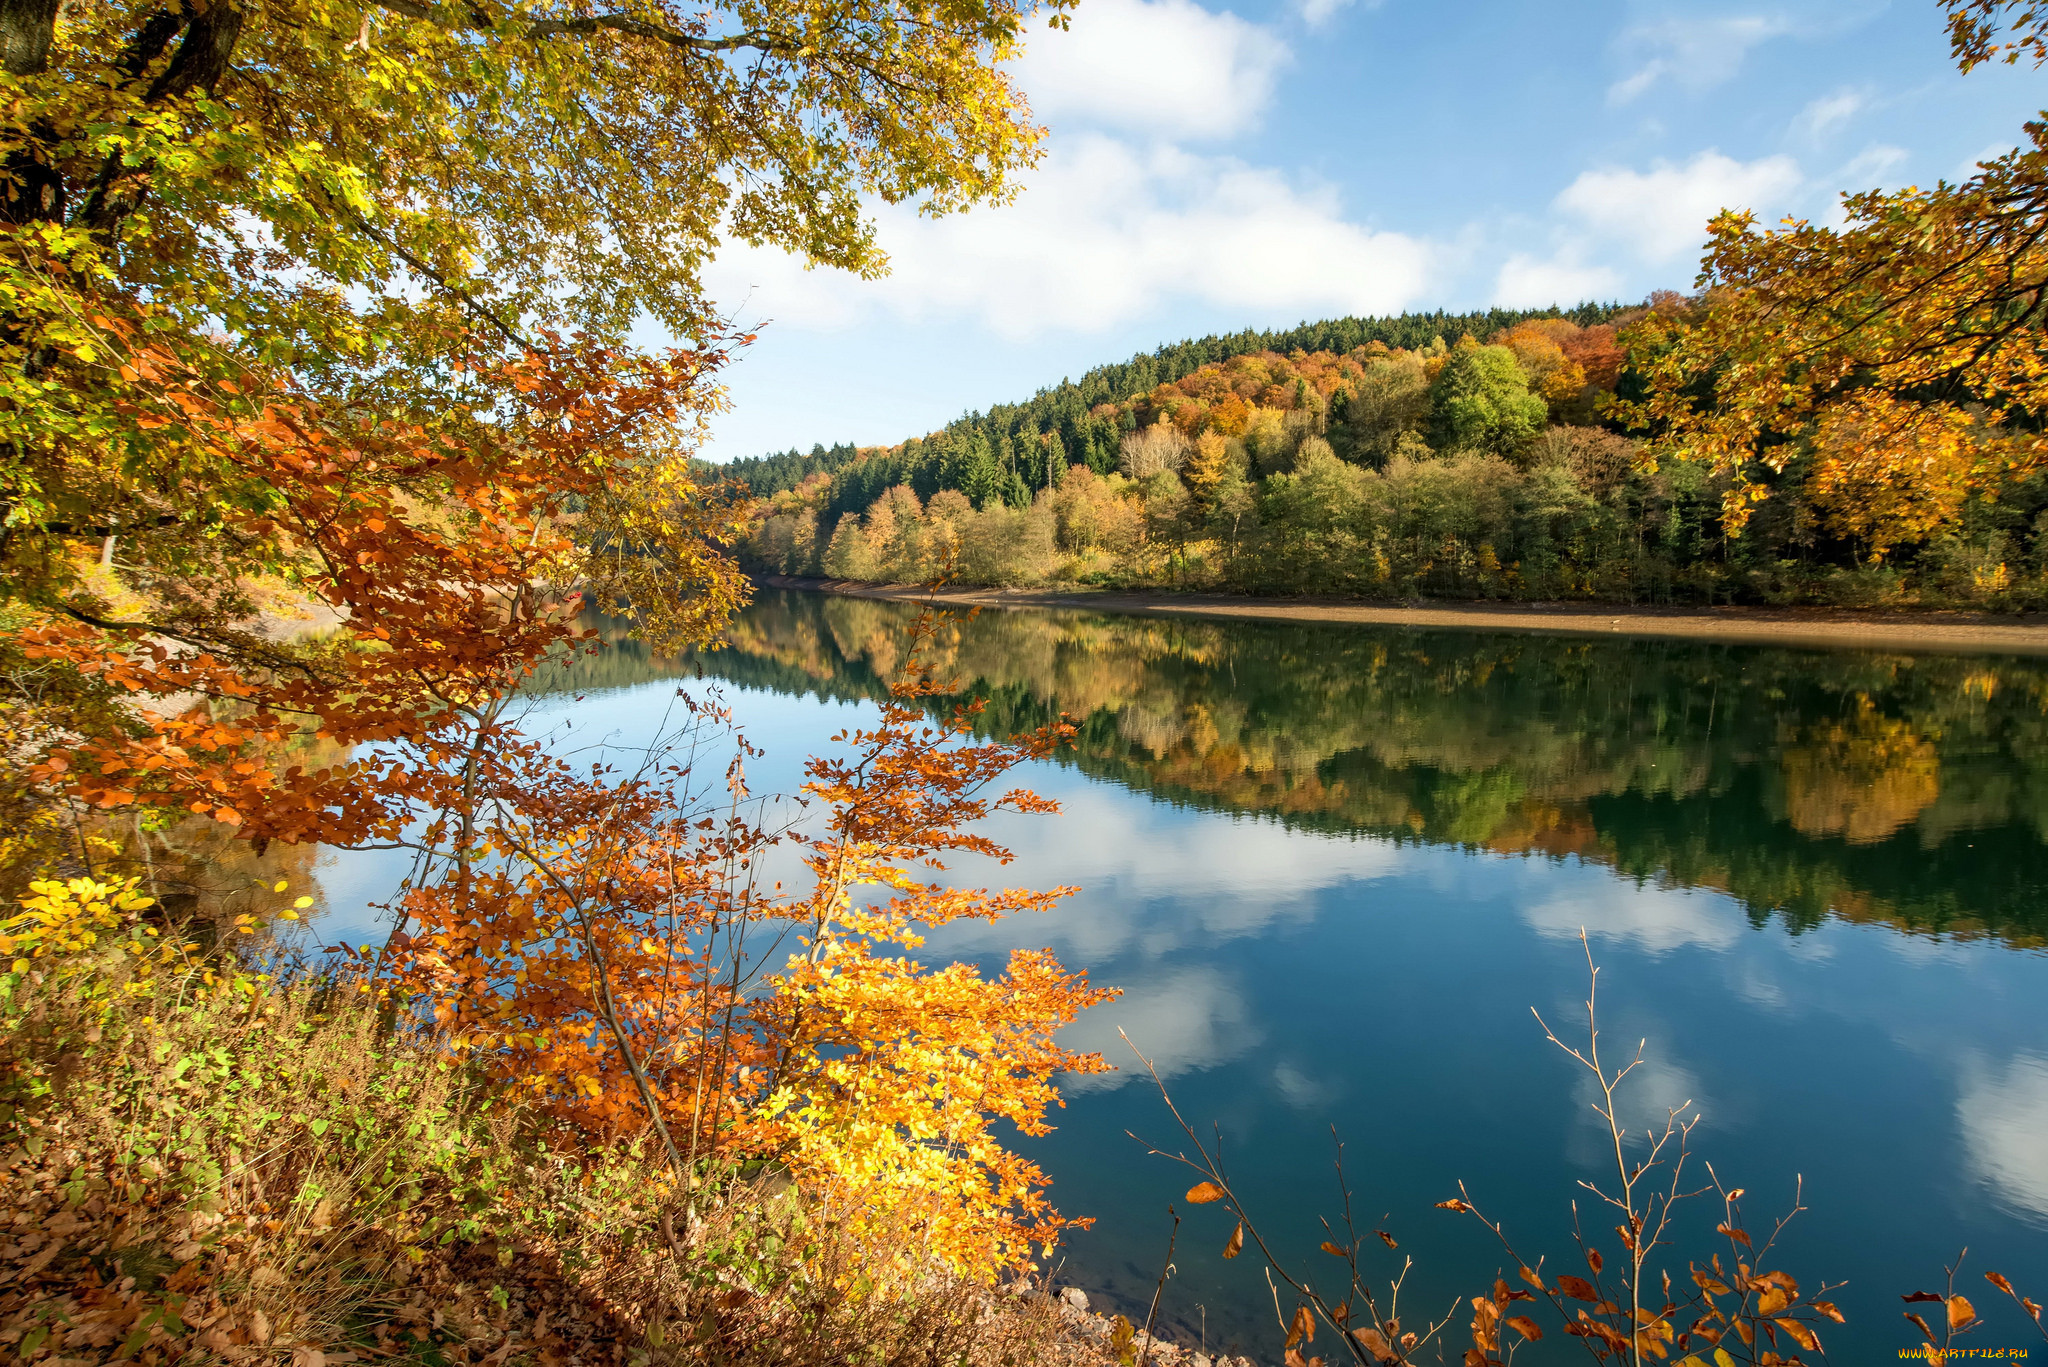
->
[[757, 575, 2048, 656]]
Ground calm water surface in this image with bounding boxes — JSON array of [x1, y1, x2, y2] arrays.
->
[[311, 590, 2048, 1361]]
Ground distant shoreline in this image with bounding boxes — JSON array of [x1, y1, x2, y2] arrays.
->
[[754, 574, 2048, 656]]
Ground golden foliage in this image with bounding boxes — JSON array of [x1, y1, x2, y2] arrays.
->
[[1779, 700, 1941, 845], [1616, 16, 2048, 554]]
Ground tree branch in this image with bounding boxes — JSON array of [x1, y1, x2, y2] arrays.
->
[[366, 0, 792, 55]]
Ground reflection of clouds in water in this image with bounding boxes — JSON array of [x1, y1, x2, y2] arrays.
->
[[1058, 964, 1260, 1093], [1566, 1054, 1708, 1169], [1271, 1059, 1341, 1112], [1956, 1052, 2048, 1222], [1730, 962, 1787, 1008], [1879, 933, 1976, 967], [1523, 878, 1743, 955], [994, 785, 1400, 901], [933, 785, 1400, 963], [1782, 933, 1837, 963]]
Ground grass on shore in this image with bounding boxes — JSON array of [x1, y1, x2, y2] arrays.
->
[[0, 880, 1078, 1367]]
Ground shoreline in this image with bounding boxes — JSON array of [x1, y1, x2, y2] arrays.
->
[[756, 575, 2048, 656]]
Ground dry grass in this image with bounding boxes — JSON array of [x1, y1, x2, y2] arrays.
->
[[0, 948, 1086, 1367]]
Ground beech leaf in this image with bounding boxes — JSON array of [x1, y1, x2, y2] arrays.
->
[[1186, 1181, 1226, 1205], [1776, 1318, 1819, 1352], [1351, 1327, 1391, 1363], [1557, 1275, 1599, 1302]]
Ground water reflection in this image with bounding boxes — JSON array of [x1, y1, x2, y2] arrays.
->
[[408, 590, 2048, 1357], [633, 590, 2048, 947], [1957, 1053, 2048, 1220]]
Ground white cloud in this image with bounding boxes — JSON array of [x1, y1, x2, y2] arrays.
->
[[1015, 0, 1289, 141], [1296, 0, 1356, 29], [1793, 88, 1866, 140], [1830, 143, 1908, 192], [1492, 150, 1802, 303], [707, 134, 1435, 341], [1961, 141, 2020, 178], [1956, 1052, 2048, 1220], [1609, 14, 1793, 104], [1522, 880, 1745, 955], [1554, 150, 1803, 263], [1494, 254, 1623, 308]]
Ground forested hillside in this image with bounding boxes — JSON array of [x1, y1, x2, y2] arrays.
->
[[734, 294, 2048, 609], [721, 304, 1623, 512]]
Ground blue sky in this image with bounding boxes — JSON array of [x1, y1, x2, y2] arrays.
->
[[684, 0, 2044, 462]]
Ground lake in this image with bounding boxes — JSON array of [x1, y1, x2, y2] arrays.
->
[[308, 588, 2048, 1362]]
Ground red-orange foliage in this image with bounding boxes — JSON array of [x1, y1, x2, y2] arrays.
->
[[373, 661, 1114, 1273], [23, 333, 747, 847], [20, 326, 1110, 1275], [1561, 324, 1625, 391]]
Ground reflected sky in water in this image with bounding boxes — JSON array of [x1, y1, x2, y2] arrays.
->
[[307, 594, 2048, 1361]]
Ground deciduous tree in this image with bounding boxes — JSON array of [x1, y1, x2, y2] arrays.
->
[[1616, 0, 2048, 557], [1430, 342, 1546, 459]]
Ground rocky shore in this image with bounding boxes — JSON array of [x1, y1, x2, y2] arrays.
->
[[1031, 1285, 1262, 1367]]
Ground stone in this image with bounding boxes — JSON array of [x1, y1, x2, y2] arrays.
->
[[1062, 1287, 1090, 1311]]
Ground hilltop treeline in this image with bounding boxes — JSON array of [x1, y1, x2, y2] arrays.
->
[[721, 304, 1625, 515], [734, 297, 2048, 609]]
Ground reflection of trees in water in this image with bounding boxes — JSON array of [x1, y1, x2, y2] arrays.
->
[[69, 719, 347, 944], [1780, 700, 1942, 844], [686, 589, 2048, 948], [523, 617, 703, 696]]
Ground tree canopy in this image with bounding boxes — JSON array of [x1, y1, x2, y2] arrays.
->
[[0, 0, 1108, 1275], [1429, 340, 1548, 457], [1, 0, 1063, 641], [1617, 0, 2048, 558]]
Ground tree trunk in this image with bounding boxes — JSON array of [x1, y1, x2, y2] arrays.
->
[[0, 0, 59, 76]]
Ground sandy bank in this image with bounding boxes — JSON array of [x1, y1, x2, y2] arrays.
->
[[756, 575, 2048, 656]]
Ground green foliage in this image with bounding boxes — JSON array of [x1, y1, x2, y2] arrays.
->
[[1429, 343, 1548, 457], [1329, 350, 1431, 467]]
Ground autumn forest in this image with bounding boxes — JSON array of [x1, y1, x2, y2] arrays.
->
[[7, 0, 2048, 1360], [731, 279, 2048, 610]]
